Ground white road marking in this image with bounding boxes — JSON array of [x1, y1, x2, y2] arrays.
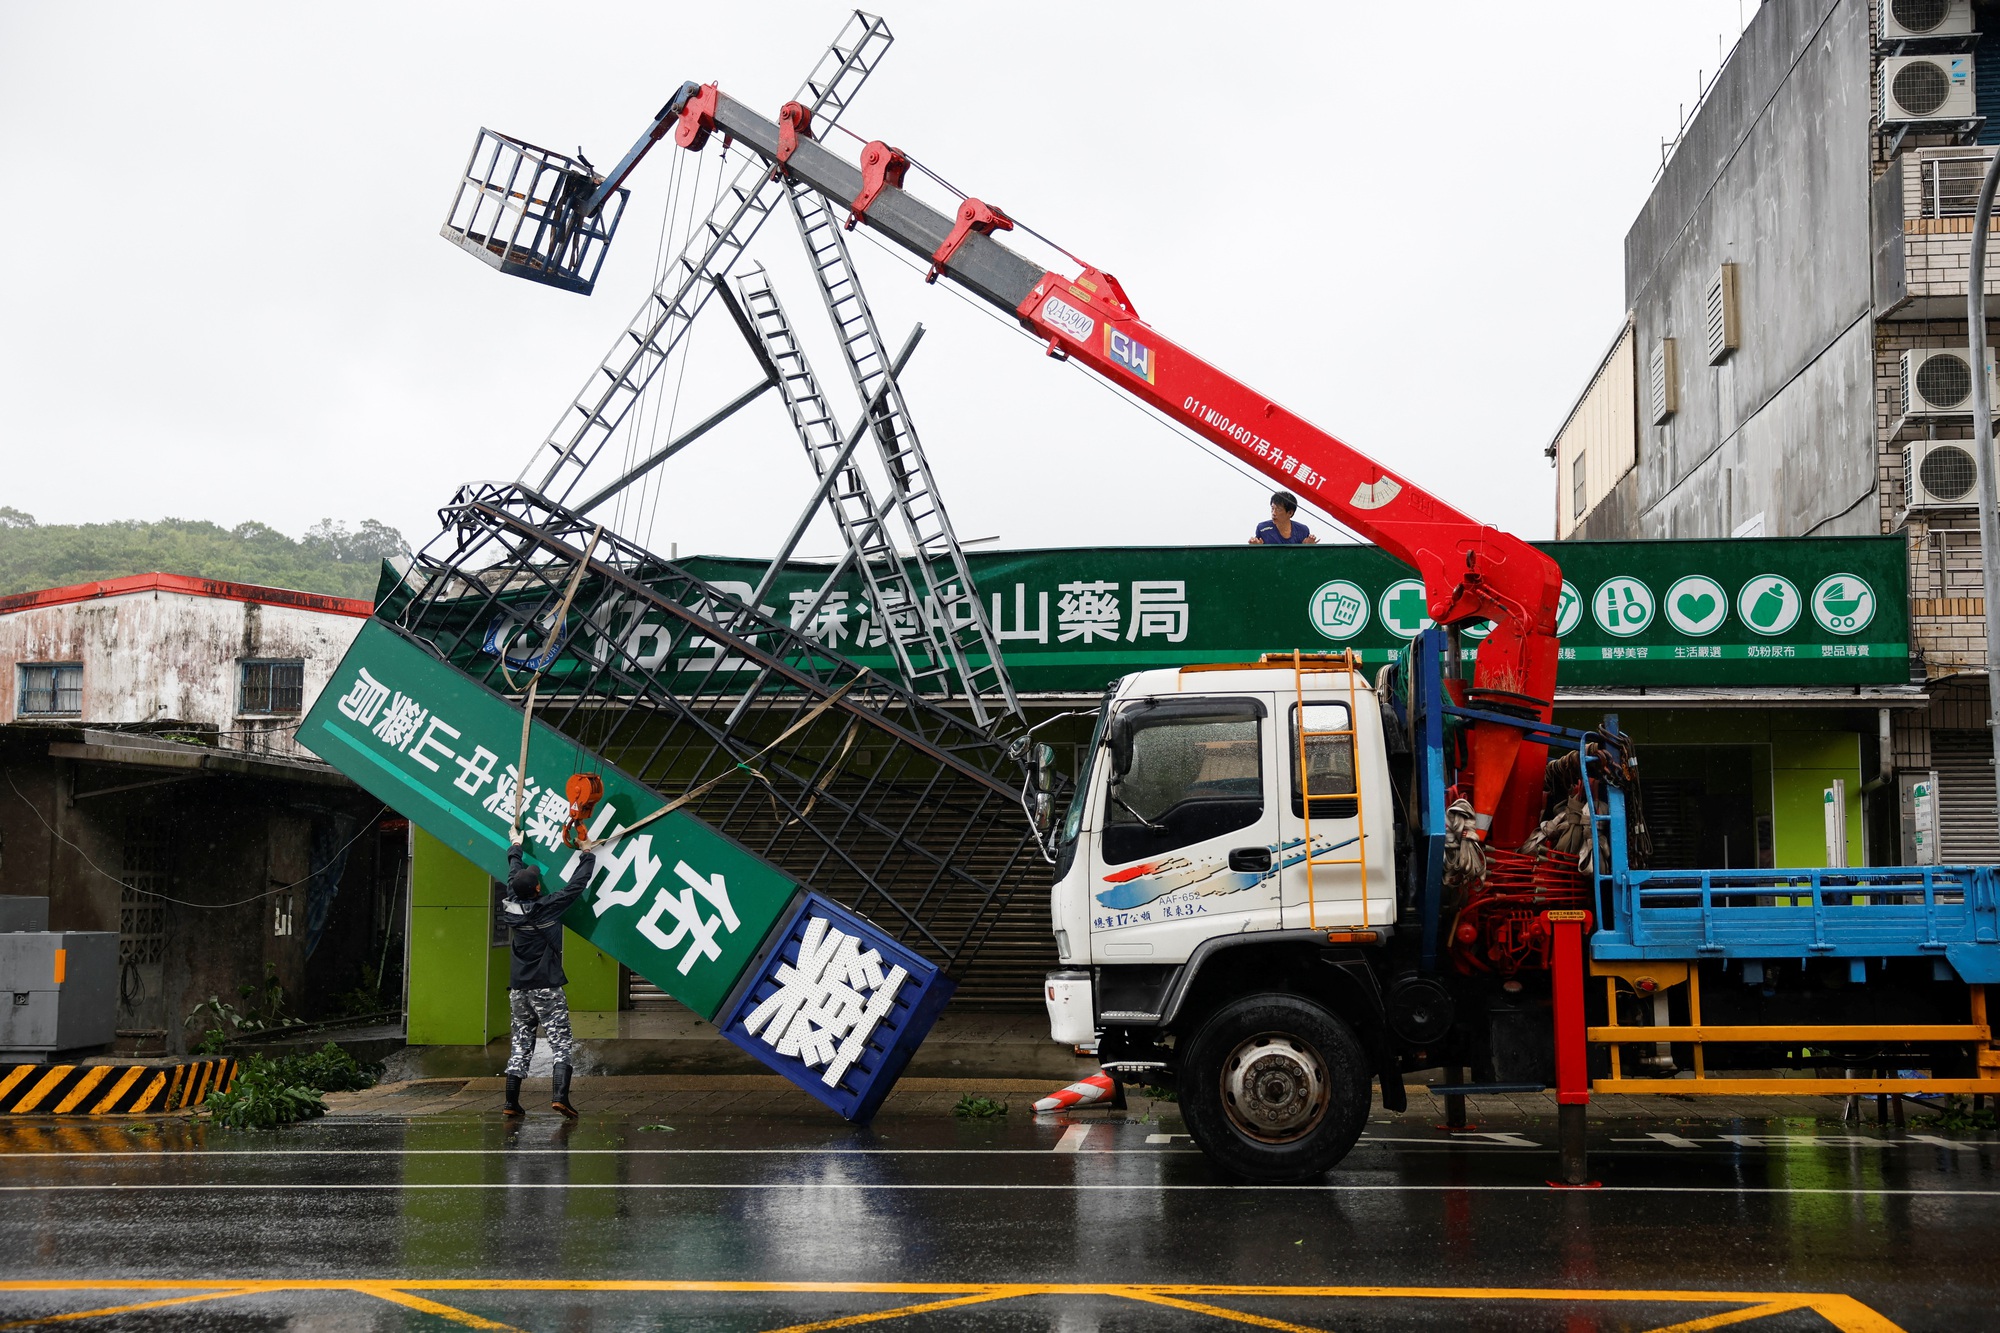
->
[[0, 1148, 1201, 1159], [1610, 1132, 1985, 1151], [0, 1182, 1994, 1196], [1053, 1125, 1093, 1153]]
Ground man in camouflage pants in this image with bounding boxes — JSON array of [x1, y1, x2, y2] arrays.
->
[[499, 831, 596, 1118]]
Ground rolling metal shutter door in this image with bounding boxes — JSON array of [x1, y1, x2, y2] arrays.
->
[[1932, 731, 2000, 863]]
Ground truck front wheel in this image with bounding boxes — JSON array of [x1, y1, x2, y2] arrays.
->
[[1180, 993, 1371, 1183]]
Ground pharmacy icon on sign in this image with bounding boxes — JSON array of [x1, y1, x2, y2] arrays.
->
[[1308, 579, 1370, 641]]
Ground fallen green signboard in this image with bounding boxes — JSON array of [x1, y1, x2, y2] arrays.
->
[[297, 620, 797, 1018]]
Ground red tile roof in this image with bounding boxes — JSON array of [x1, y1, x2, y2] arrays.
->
[[0, 572, 374, 618]]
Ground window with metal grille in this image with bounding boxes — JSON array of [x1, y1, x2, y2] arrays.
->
[[1572, 453, 1588, 519], [1704, 264, 1739, 364], [239, 659, 305, 715], [1649, 338, 1678, 423], [1920, 154, 1997, 217], [18, 663, 81, 716]]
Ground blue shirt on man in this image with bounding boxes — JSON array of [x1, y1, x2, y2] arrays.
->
[[1255, 519, 1312, 545]]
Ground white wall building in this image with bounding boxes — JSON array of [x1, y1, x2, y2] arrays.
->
[[0, 573, 371, 759]]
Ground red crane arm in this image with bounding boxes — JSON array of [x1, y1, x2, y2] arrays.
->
[[678, 87, 1564, 844], [1018, 268, 1563, 845]]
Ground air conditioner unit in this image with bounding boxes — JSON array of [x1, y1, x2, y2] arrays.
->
[[1880, 54, 1976, 121], [1900, 347, 2000, 415], [1905, 439, 1981, 507], [1880, 0, 1976, 41]]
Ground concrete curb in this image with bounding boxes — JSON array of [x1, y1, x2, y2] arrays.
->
[[0, 1059, 236, 1115]]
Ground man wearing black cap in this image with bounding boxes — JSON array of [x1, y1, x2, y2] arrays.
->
[[499, 831, 597, 1118]]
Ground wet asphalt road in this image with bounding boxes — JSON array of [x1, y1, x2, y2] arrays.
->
[[0, 1110, 1995, 1331]]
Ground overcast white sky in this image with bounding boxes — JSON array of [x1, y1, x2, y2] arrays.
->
[[0, 2, 1751, 559]]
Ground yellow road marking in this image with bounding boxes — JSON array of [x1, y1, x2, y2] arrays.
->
[[86, 1068, 143, 1115], [1119, 1289, 1331, 1332], [353, 1284, 521, 1331], [50, 1069, 110, 1116], [0, 1280, 1909, 1333], [1640, 1298, 1813, 1333], [756, 1289, 1030, 1332], [0, 1287, 252, 1329]]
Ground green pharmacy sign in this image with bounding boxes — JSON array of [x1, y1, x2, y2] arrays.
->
[[297, 621, 798, 1018], [668, 536, 1908, 693]]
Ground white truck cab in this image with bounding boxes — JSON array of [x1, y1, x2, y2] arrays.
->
[[1050, 660, 1397, 972], [1040, 657, 1409, 1180]]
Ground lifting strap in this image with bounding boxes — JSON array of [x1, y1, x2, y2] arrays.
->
[[575, 677, 863, 853], [508, 526, 604, 837]]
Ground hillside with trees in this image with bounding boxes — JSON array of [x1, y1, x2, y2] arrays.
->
[[0, 508, 407, 600]]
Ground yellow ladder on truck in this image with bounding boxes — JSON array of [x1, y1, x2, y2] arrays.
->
[[1285, 649, 1369, 930]]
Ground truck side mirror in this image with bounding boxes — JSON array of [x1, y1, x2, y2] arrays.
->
[[1032, 743, 1057, 795], [1106, 716, 1134, 779], [1032, 791, 1053, 835]]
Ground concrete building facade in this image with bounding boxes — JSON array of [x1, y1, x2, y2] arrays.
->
[[0, 574, 401, 1055], [1553, 0, 2000, 861]]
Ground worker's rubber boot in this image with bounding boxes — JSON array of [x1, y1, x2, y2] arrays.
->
[[551, 1063, 579, 1119], [502, 1076, 525, 1119]]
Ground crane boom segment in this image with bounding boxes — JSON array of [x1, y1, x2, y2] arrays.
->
[[690, 87, 1563, 845]]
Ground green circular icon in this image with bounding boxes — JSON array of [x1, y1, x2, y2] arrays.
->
[[1556, 580, 1582, 637], [1736, 574, 1801, 636], [1308, 580, 1370, 641], [1592, 577, 1655, 638], [1811, 573, 1875, 635], [1663, 575, 1729, 637], [1378, 579, 1434, 639]]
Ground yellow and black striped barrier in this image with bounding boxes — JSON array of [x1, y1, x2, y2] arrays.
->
[[0, 1059, 236, 1115]]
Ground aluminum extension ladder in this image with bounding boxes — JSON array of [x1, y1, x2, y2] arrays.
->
[[732, 265, 969, 703], [520, 12, 893, 505], [783, 179, 1019, 724]]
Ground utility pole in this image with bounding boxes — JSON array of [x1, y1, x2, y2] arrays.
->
[[1964, 149, 2000, 837]]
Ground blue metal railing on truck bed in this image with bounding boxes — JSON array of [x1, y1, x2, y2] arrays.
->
[[1589, 782, 2000, 982]]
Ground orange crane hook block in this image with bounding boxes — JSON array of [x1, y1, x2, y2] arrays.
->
[[561, 773, 605, 849]]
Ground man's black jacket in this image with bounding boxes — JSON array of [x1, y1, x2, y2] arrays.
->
[[501, 845, 597, 991]]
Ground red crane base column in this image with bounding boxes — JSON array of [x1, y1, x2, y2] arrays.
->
[[1545, 909, 1596, 1187]]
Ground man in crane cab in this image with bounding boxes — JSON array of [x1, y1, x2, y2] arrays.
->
[[1249, 490, 1319, 545], [499, 833, 597, 1119]]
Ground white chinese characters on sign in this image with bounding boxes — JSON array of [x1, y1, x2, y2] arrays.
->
[[638, 861, 742, 975], [1124, 581, 1188, 643], [744, 915, 907, 1087], [336, 669, 390, 727]]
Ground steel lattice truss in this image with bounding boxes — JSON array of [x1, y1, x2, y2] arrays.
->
[[381, 483, 1047, 983]]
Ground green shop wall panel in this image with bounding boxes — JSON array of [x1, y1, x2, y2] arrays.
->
[[412, 825, 491, 908], [407, 906, 494, 1046], [487, 945, 510, 1042], [410, 822, 622, 1047], [563, 935, 619, 1012], [301, 621, 803, 1021]]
